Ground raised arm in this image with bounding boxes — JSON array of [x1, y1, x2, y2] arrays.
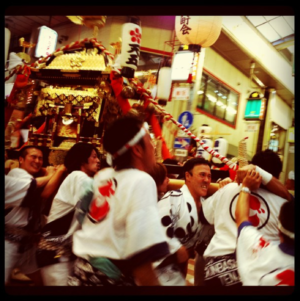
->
[[235, 170, 262, 228], [40, 164, 67, 199], [235, 164, 292, 201]]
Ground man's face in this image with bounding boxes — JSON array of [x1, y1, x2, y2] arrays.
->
[[19, 148, 43, 175], [141, 132, 156, 175], [81, 149, 100, 177], [185, 164, 212, 199]]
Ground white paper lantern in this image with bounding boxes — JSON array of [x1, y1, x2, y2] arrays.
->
[[5, 27, 11, 65], [120, 17, 142, 78], [212, 137, 228, 164], [196, 138, 213, 160], [175, 16, 222, 49], [157, 67, 172, 105]]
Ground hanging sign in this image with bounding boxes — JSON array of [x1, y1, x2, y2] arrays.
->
[[172, 86, 190, 100], [178, 111, 193, 129], [35, 26, 58, 58], [174, 137, 191, 149], [174, 149, 188, 157], [245, 123, 259, 132]]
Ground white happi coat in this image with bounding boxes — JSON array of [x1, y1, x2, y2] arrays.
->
[[237, 222, 294, 286], [6, 168, 34, 228], [202, 183, 287, 258], [153, 184, 200, 268], [73, 168, 168, 262]]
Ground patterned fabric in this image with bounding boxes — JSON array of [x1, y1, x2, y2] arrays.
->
[[237, 223, 294, 286], [73, 168, 169, 263], [203, 253, 242, 287], [202, 183, 287, 258], [155, 184, 200, 261], [67, 257, 136, 286]]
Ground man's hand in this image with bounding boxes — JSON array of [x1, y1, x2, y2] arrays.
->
[[218, 177, 232, 188], [235, 164, 256, 185], [45, 166, 56, 177], [242, 170, 262, 191]]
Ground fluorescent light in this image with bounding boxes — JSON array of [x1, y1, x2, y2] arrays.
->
[[216, 100, 223, 106], [197, 90, 204, 94], [208, 95, 217, 102]]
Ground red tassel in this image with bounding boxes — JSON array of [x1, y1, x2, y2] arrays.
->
[[149, 113, 171, 160], [110, 71, 131, 114]]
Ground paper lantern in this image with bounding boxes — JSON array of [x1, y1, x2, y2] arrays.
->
[[197, 124, 212, 139], [212, 137, 228, 164], [120, 17, 142, 78], [196, 138, 213, 161], [5, 27, 11, 64], [175, 16, 222, 50], [157, 67, 172, 105]]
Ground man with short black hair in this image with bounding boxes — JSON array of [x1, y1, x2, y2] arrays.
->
[[37, 142, 101, 286], [5, 145, 58, 285], [198, 149, 292, 287], [69, 116, 169, 286], [153, 157, 216, 285]]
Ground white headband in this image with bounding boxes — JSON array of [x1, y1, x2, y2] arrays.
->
[[278, 221, 294, 239], [106, 122, 149, 166]]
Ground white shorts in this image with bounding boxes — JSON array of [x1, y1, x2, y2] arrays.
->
[[40, 261, 74, 286], [155, 264, 186, 286], [5, 240, 39, 284]]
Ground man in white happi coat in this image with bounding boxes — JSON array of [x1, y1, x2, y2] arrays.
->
[[235, 169, 294, 286], [69, 116, 170, 286], [153, 157, 216, 285], [198, 149, 293, 287], [5, 145, 64, 285], [37, 143, 101, 286]]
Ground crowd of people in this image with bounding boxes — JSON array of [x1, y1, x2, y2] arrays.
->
[[5, 115, 294, 289]]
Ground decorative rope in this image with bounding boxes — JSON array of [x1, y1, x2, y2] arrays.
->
[[128, 77, 238, 170], [5, 38, 115, 82], [238, 137, 249, 168], [31, 37, 115, 69]]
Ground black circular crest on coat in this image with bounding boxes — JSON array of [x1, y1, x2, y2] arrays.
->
[[161, 215, 172, 227]]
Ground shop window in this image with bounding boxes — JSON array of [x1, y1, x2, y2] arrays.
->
[[196, 71, 239, 127]]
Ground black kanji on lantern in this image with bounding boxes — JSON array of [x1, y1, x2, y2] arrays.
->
[[180, 16, 191, 35], [126, 44, 140, 67]]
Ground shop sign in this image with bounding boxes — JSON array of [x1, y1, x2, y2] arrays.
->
[[174, 149, 188, 157], [245, 123, 259, 132], [172, 86, 190, 100]]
